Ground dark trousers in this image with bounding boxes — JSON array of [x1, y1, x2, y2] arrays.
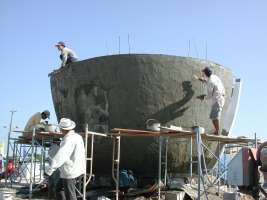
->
[[55, 178, 77, 200], [60, 55, 77, 65], [66, 57, 77, 65], [48, 170, 60, 199]]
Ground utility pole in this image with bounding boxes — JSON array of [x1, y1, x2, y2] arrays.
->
[[5, 110, 16, 185]]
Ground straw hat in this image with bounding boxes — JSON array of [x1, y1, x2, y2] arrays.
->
[[59, 118, 76, 130]]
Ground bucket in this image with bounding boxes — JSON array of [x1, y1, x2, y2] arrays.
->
[[44, 124, 60, 133], [146, 119, 160, 131]]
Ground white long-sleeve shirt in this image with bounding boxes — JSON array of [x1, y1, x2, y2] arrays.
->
[[46, 130, 86, 179], [206, 74, 225, 105], [60, 47, 78, 66]]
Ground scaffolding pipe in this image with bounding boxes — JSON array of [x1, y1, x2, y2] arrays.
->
[[195, 127, 201, 199], [112, 138, 116, 183], [83, 124, 89, 200], [12, 142, 16, 165], [29, 128, 36, 199], [164, 138, 168, 186], [116, 136, 121, 200], [158, 136, 162, 200], [33, 145, 37, 184], [194, 126, 205, 200], [40, 137, 44, 184], [5, 110, 16, 186], [217, 141, 221, 195], [86, 132, 95, 185], [112, 135, 121, 200], [190, 136, 193, 183]]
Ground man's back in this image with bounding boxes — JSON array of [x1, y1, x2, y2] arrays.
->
[[62, 47, 78, 59], [207, 74, 225, 103], [60, 47, 78, 66], [24, 112, 41, 132], [50, 130, 86, 179]]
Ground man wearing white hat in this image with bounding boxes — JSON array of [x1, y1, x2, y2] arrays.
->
[[46, 118, 86, 200]]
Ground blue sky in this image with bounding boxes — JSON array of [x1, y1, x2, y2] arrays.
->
[[1, 0, 267, 146]]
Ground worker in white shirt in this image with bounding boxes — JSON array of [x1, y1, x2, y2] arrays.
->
[[46, 118, 86, 200], [24, 110, 50, 135], [55, 41, 78, 67], [194, 67, 225, 135]]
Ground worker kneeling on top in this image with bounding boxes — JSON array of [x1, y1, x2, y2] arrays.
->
[[45, 118, 86, 200], [55, 41, 78, 68], [24, 110, 50, 134], [194, 67, 225, 135]]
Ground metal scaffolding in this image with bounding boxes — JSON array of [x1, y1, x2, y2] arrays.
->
[[110, 127, 258, 200], [5, 126, 109, 200], [5, 125, 257, 200], [5, 128, 63, 198]]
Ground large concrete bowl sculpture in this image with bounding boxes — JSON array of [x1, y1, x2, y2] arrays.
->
[[50, 54, 235, 178]]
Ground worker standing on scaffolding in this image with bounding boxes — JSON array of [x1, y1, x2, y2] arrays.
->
[[194, 67, 225, 135], [46, 118, 86, 200], [55, 41, 78, 68]]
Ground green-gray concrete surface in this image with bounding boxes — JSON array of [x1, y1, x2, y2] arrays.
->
[[50, 54, 234, 178]]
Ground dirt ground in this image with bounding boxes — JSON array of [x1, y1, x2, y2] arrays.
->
[[0, 181, 257, 200]]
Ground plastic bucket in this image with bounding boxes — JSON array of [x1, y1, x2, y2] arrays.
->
[[146, 119, 161, 131]]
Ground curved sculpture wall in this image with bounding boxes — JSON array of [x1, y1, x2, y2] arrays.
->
[[50, 54, 234, 177]]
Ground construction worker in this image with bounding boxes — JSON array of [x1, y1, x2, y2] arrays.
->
[[194, 67, 225, 135], [55, 41, 78, 67], [46, 118, 86, 200], [24, 110, 50, 134]]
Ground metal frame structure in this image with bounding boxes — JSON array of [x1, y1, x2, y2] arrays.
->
[[5, 125, 257, 200], [110, 127, 258, 200], [5, 126, 109, 200], [111, 135, 121, 200], [80, 126, 108, 200], [5, 129, 60, 197]]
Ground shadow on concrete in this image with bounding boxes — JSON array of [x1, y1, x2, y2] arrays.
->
[[149, 81, 194, 124], [74, 83, 109, 131]]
